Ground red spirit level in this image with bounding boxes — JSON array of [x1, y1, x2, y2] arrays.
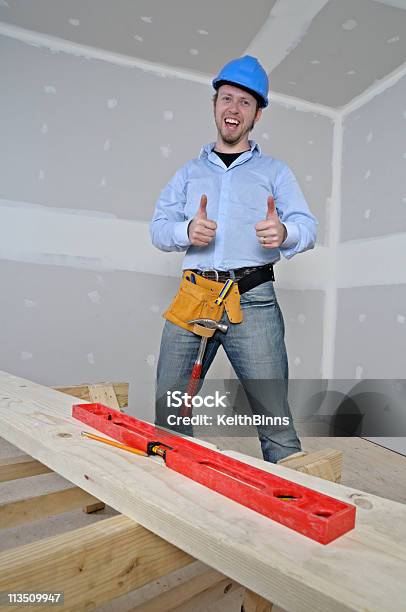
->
[[72, 402, 356, 544]]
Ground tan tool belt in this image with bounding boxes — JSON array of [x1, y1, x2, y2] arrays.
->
[[163, 270, 243, 332]]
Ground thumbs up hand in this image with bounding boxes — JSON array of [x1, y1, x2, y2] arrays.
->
[[255, 195, 287, 249], [188, 194, 217, 247]]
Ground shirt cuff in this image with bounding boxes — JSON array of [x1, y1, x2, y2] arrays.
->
[[280, 222, 299, 250], [173, 220, 192, 248]]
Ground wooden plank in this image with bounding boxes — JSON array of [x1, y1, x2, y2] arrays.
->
[[56, 381, 123, 512], [1, 370, 406, 612], [0, 485, 100, 529], [131, 568, 232, 611], [278, 448, 342, 483], [242, 589, 273, 612], [0, 515, 192, 612], [56, 382, 129, 409], [171, 578, 241, 612], [197, 445, 341, 609], [83, 501, 105, 513], [55, 384, 91, 402], [87, 383, 121, 410], [170, 442, 349, 612], [239, 450, 342, 612], [111, 382, 130, 409], [0, 454, 52, 482], [75, 384, 119, 510]]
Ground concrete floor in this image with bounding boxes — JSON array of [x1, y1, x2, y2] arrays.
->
[[1, 434, 405, 611]]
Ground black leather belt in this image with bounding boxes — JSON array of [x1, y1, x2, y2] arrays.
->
[[191, 264, 275, 295]]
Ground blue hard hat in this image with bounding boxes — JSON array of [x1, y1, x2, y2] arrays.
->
[[212, 55, 269, 108]]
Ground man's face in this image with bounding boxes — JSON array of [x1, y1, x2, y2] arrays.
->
[[214, 84, 262, 147]]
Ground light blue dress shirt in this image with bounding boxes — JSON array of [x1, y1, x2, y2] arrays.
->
[[150, 141, 318, 271]]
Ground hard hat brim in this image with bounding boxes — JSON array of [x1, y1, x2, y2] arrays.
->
[[213, 79, 268, 108]]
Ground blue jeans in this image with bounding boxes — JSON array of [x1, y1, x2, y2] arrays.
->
[[155, 280, 301, 463]]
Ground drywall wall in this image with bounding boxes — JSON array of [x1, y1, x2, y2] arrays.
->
[[341, 75, 406, 241], [337, 73, 406, 453], [338, 74, 406, 377], [0, 31, 335, 426], [0, 36, 211, 220]]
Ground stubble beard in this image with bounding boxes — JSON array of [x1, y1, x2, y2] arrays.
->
[[216, 116, 256, 146]]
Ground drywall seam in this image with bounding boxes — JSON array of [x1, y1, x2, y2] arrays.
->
[[0, 21, 338, 119], [321, 115, 342, 380], [0, 202, 182, 276], [275, 247, 330, 290], [371, 0, 406, 9], [340, 59, 406, 117], [4, 204, 405, 287], [245, 0, 329, 74], [269, 90, 337, 118], [0, 200, 328, 288], [337, 234, 406, 287], [0, 22, 210, 84]]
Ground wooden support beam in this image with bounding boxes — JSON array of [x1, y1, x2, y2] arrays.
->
[[56, 382, 129, 409], [0, 515, 193, 612], [111, 382, 130, 409], [0, 454, 52, 482], [278, 448, 342, 483], [0, 485, 100, 529], [131, 568, 234, 611], [171, 578, 241, 611], [55, 384, 92, 402], [87, 383, 121, 410], [242, 589, 273, 612]]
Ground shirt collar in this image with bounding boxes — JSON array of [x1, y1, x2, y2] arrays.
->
[[199, 140, 262, 159]]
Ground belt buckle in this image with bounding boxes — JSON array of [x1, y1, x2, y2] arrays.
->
[[201, 269, 219, 282]]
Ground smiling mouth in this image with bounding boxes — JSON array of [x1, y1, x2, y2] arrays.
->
[[224, 118, 240, 129]]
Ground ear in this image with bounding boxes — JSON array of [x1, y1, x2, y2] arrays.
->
[[254, 108, 262, 125]]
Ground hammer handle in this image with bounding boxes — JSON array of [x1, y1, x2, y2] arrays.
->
[[178, 364, 202, 418], [187, 363, 202, 396]]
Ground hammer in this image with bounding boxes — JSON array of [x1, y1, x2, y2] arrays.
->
[[178, 318, 228, 418]]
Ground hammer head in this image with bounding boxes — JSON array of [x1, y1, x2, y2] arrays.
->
[[188, 318, 228, 334]]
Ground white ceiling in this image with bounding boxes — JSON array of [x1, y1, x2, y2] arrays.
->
[[0, 0, 274, 73], [269, 0, 406, 107], [0, 0, 405, 108]]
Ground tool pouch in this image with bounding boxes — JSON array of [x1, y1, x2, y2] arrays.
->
[[163, 271, 243, 332]]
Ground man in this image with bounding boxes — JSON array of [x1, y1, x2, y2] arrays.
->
[[150, 55, 318, 463]]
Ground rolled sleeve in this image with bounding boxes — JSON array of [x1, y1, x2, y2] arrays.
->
[[150, 166, 191, 252]]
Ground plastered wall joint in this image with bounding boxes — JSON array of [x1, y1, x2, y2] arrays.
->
[[0, 20, 338, 119]]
